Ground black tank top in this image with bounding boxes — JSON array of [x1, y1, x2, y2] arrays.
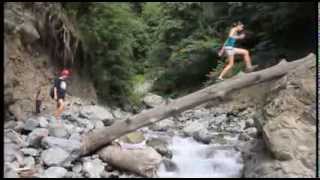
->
[[54, 77, 67, 99]]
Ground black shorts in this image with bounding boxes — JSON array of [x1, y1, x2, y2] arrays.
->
[[57, 90, 65, 100]]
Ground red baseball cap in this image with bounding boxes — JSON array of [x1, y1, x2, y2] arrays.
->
[[61, 69, 71, 77]]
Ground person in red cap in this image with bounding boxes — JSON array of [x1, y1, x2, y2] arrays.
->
[[52, 69, 70, 124]]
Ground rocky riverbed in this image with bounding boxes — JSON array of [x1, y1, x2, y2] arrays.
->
[[4, 55, 316, 178], [4, 93, 260, 178], [4, 101, 139, 178]]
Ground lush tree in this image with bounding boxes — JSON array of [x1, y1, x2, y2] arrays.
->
[[65, 3, 150, 109], [63, 2, 315, 109]]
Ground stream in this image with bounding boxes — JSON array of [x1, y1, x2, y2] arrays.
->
[[143, 128, 244, 178], [157, 136, 243, 178]]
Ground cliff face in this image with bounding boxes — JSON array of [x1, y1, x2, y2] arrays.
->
[[4, 2, 97, 122], [242, 57, 316, 177]]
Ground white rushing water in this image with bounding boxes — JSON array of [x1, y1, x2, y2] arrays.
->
[[157, 136, 243, 178]]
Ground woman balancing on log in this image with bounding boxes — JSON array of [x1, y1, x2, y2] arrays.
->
[[210, 21, 258, 82]]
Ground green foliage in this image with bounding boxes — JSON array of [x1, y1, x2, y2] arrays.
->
[[143, 3, 222, 95], [152, 2, 314, 96], [130, 74, 146, 105], [62, 2, 314, 108], [67, 3, 150, 108], [169, 36, 220, 63]]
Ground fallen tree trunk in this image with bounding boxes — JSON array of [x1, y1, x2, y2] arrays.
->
[[80, 53, 315, 156]]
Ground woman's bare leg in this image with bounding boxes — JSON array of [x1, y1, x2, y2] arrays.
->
[[233, 48, 252, 69], [218, 55, 234, 79]]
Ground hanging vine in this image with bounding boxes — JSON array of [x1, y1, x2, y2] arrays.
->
[[40, 3, 79, 68]]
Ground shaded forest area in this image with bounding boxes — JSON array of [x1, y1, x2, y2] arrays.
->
[[58, 2, 315, 110]]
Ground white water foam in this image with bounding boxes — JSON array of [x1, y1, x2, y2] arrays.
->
[[157, 136, 243, 178]]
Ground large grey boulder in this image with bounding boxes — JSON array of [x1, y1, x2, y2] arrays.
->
[[245, 118, 255, 129], [41, 136, 81, 161], [5, 129, 27, 147], [27, 128, 49, 148], [22, 156, 35, 168], [244, 127, 258, 139], [183, 120, 208, 137], [4, 163, 19, 178], [4, 169, 19, 178], [42, 167, 67, 178], [64, 123, 76, 135], [38, 117, 49, 128], [111, 108, 132, 119], [64, 171, 74, 178], [193, 130, 214, 144], [143, 93, 165, 108], [94, 120, 105, 129], [79, 105, 114, 122], [149, 118, 175, 132], [4, 143, 22, 163], [69, 133, 82, 141], [5, 120, 17, 129], [82, 158, 105, 178], [61, 110, 80, 123], [146, 138, 172, 159], [244, 55, 316, 178], [162, 158, 178, 172], [19, 21, 40, 44], [23, 118, 40, 131], [48, 125, 69, 138], [14, 121, 25, 132], [239, 132, 251, 142], [72, 162, 82, 173], [41, 147, 70, 167], [262, 70, 315, 163], [20, 148, 39, 157]]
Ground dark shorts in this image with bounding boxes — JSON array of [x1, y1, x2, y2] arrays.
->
[[57, 90, 65, 100]]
